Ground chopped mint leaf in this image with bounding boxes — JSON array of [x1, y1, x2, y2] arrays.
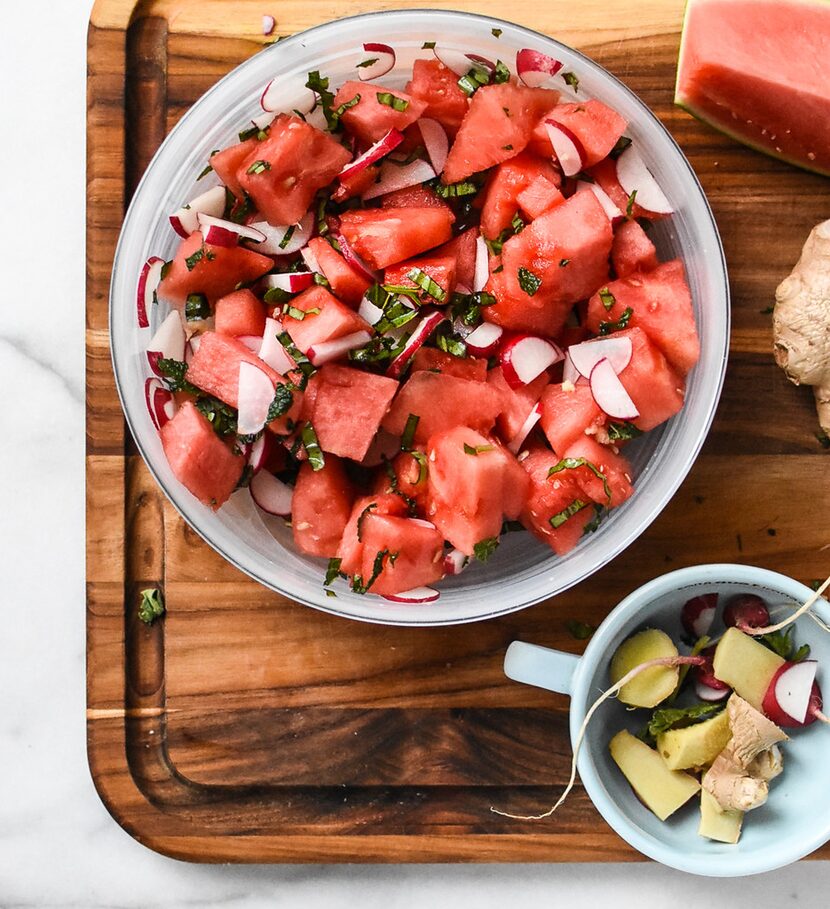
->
[[376, 91, 408, 112], [266, 384, 294, 422], [550, 498, 588, 528], [407, 267, 446, 302], [641, 702, 724, 745], [138, 588, 165, 625], [401, 413, 419, 451], [599, 287, 616, 311], [463, 443, 495, 456], [607, 421, 643, 441], [609, 136, 632, 159], [246, 159, 271, 175], [598, 306, 633, 335], [517, 266, 542, 296], [562, 71, 579, 91], [184, 293, 210, 321], [357, 57, 379, 68], [301, 422, 325, 471], [473, 537, 499, 562], [548, 457, 611, 502], [566, 619, 595, 640], [626, 189, 638, 218], [491, 27, 503, 37]]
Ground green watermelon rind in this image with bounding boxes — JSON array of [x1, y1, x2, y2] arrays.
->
[[673, 0, 830, 179]]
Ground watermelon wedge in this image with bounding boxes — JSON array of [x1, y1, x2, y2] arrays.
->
[[675, 0, 830, 176]]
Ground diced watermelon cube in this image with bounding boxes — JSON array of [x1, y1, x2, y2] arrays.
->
[[426, 427, 530, 555], [309, 365, 399, 461], [236, 115, 351, 225], [516, 174, 565, 221], [334, 80, 426, 144], [614, 327, 686, 432], [405, 59, 470, 137], [528, 100, 627, 167], [487, 365, 550, 441], [282, 285, 372, 353], [160, 401, 244, 508], [435, 227, 478, 289], [384, 252, 457, 302], [585, 259, 699, 375], [382, 371, 502, 444], [484, 191, 613, 337], [338, 207, 455, 270], [380, 184, 453, 212], [480, 151, 562, 239], [539, 382, 606, 455], [332, 164, 379, 202], [443, 84, 560, 184], [410, 347, 488, 381], [157, 231, 273, 306], [561, 435, 634, 508], [337, 493, 409, 576], [306, 238, 371, 308], [214, 289, 266, 338], [374, 448, 431, 515], [357, 512, 445, 595], [292, 455, 355, 557], [209, 138, 257, 199], [611, 219, 659, 278]]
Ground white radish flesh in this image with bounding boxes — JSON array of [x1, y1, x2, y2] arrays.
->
[[695, 679, 732, 702], [382, 586, 440, 603], [770, 661, 819, 725], [357, 42, 396, 81], [258, 317, 296, 374], [197, 213, 266, 247], [252, 212, 314, 256], [260, 77, 316, 114], [358, 296, 385, 326], [339, 128, 405, 181], [137, 256, 164, 328], [472, 235, 489, 293], [386, 311, 445, 378], [237, 335, 263, 353], [418, 118, 449, 175], [168, 185, 227, 238], [334, 232, 379, 283], [307, 330, 372, 367], [680, 593, 718, 639], [561, 352, 580, 385], [508, 402, 543, 454], [433, 46, 478, 76], [144, 378, 175, 430], [615, 145, 674, 215], [500, 335, 563, 388], [516, 48, 564, 87], [147, 310, 186, 374], [250, 470, 293, 516], [544, 119, 585, 178], [464, 321, 503, 357], [568, 336, 633, 378], [300, 243, 322, 275], [262, 272, 315, 294], [247, 432, 272, 474], [237, 362, 276, 436], [589, 357, 640, 420], [443, 549, 469, 576], [362, 158, 436, 201], [576, 180, 623, 223]]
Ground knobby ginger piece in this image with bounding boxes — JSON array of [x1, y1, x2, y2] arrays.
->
[[748, 743, 784, 783]]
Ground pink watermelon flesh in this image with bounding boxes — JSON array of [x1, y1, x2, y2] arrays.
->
[[292, 455, 355, 558], [614, 327, 686, 432], [539, 382, 606, 455], [358, 513, 445, 595], [675, 0, 830, 175]]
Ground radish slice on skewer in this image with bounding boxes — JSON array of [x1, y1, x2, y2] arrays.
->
[[250, 470, 293, 516], [568, 336, 632, 378], [307, 330, 372, 367], [247, 432, 273, 475], [464, 321, 503, 357], [615, 145, 674, 215], [508, 402, 543, 454], [144, 378, 176, 430], [362, 158, 437, 201], [260, 77, 316, 114], [137, 256, 164, 328], [576, 180, 624, 223], [258, 317, 296, 374], [500, 335, 563, 389], [516, 48, 564, 87], [339, 128, 405, 181], [169, 185, 227, 238], [197, 213, 266, 247], [763, 661, 823, 727], [146, 310, 186, 374], [443, 549, 469, 576], [334, 232, 379, 283], [237, 362, 277, 436], [589, 357, 639, 420], [681, 593, 718, 639], [357, 42, 396, 81], [386, 311, 445, 378], [382, 586, 440, 603], [472, 235, 489, 293], [695, 679, 731, 702], [262, 272, 315, 294], [418, 118, 449, 175], [545, 119, 585, 177], [251, 212, 314, 256]]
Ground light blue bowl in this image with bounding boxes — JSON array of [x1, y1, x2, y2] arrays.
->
[[505, 564, 830, 876]]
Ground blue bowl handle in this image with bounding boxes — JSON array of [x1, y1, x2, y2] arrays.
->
[[504, 641, 580, 697]]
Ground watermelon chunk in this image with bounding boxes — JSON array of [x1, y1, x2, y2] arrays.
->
[[587, 158, 663, 221], [384, 252, 457, 302], [209, 138, 257, 199], [411, 347, 488, 382], [380, 184, 453, 212], [480, 151, 563, 240], [306, 237, 371, 308], [675, 0, 830, 176], [427, 427, 530, 555], [334, 80, 426, 145], [338, 207, 455, 270], [614, 327, 686, 432], [160, 401, 244, 508], [333, 164, 380, 202], [157, 231, 272, 306], [310, 365, 399, 461], [435, 227, 478, 289], [382, 371, 502, 444], [357, 512, 445, 595], [516, 175, 565, 221], [282, 285, 372, 353], [585, 259, 699, 376], [443, 84, 560, 184], [374, 448, 431, 514], [611, 219, 659, 278], [484, 191, 613, 337], [539, 382, 606, 455], [214, 289, 266, 338], [405, 59, 470, 137], [528, 100, 628, 167], [487, 365, 550, 442], [337, 493, 409, 576], [561, 435, 634, 508], [292, 455, 355, 557]]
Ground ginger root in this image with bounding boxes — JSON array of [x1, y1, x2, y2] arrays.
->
[[702, 695, 788, 812], [774, 218, 830, 434]]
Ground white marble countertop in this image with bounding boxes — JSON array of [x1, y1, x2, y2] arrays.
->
[[3, 1, 829, 905]]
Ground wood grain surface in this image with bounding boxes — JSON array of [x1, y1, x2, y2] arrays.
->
[[86, 0, 830, 862]]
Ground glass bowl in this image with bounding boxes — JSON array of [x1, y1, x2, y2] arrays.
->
[[110, 10, 730, 626]]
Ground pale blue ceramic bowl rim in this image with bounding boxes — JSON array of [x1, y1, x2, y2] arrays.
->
[[571, 564, 830, 877]]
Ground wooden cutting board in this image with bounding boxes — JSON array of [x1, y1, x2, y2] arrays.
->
[[86, 0, 830, 862]]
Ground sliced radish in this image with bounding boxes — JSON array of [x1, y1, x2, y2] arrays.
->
[[386, 311, 445, 378], [576, 180, 623, 223], [334, 232, 379, 283], [695, 679, 731, 702], [137, 256, 164, 328], [500, 335, 563, 389], [304, 105, 329, 131], [615, 145, 673, 215], [247, 432, 273, 475], [357, 42, 396, 81], [443, 548, 469, 576], [545, 119, 585, 178], [763, 661, 822, 727], [464, 321, 503, 357], [251, 110, 276, 131], [589, 357, 639, 420], [262, 14, 275, 36], [362, 158, 436, 201], [250, 470, 293, 516], [680, 593, 718, 640], [562, 352, 581, 385], [251, 212, 314, 256], [418, 118, 449, 174], [339, 128, 405, 182], [262, 272, 315, 294], [433, 46, 478, 76], [259, 317, 296, 374], [168, 185, 227, 238], [237, 335, 263, 353], [473, 235, 489, 293], [144, 378, 176, 430], [358, 295, 385, 326], [300, 243, 322, 275], [307, 330, 372, 367], [146, 310, 186, 374], [382, 586, 440, 603], [260, 77, 316, 114], [568, 336, 632, 378], [508, 402, 543, 454], [516, 48, 564, 87], [723, 594, 770, 630], [197, 213, 266, 248], [237, 362, 276, 436]]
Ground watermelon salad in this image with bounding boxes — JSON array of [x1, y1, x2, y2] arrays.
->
[[137, 41, 700, 601]]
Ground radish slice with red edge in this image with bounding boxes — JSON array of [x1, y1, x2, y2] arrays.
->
[[237, 335, 263, 353], [251, 110, 276, 131], [568, 336, 632, 378], [443, 548, 469, 576], [258, 317, 296, 374], [262, 15, 275, 36], [144, 378, 176, 430], [615, 145, 673, 215], [589, 357, 639, 420], [545, 119, 585, 178], [260, 77, 316, 114], [464, 321, 502, 357], [516, 48, 564, 87], [357, 42, 396, 81], [146, 310, 186, 374], [681, 593, 718, 639], [339, 128, 405, 181], [695, 679, 731, 702], [247, 432, 273, 475], [472, 235, 489, 293], [169, 185, 227, 238], [251, 212, 314, 256], [386, 311, 445, 378], [418, 118, 449, 175], [197, 213, 266, 247], [250, 470, 293, 516], [763, 660, 822, 727], [237, 362, 276, 436], [500, 335, 563, 389], [508, 402, 543, 454], [137, 256, 164, 328], [432, 46, 479, 76], [262, 272, 315, 294], [382, 586, 440, 603], [358, 295, 385, 326], [562, 352, 580, 385], [334, 232, 380, 283], [307, 330, 372, 367], [576, 180, 624, 224], [300, 243, 322, 275], [362, 158, 437, 202]]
